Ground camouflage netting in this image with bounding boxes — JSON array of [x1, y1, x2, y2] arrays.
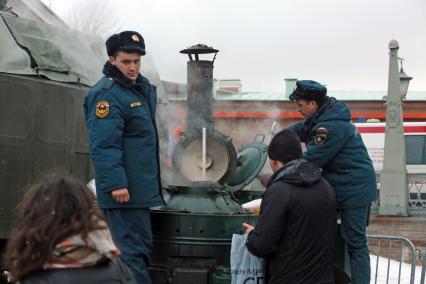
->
[[0, 12, 166, 100]]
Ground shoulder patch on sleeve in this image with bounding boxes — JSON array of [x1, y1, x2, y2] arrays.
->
[[96, 101, 110, 118], [314, 127, 328, 144]]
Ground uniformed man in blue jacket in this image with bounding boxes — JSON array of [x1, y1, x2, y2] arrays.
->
[[286, 80, 377, 284], [84, 31, 164, 284]]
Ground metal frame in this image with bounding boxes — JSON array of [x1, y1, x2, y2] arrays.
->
[[408, 174, 426, 208], [418, 250, 426, 284], [372, 174, 426, 210], [368, 235, 417, 284]]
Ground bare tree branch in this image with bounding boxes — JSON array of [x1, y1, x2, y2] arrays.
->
[[63, 0, 121, 38]]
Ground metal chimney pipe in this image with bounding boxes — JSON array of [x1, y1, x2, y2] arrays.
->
[[180, 44, 218, 133]]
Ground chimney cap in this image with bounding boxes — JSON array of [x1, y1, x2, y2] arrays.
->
[[180, 44, 219, 55]]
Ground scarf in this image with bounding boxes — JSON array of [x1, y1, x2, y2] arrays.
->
[[44, 225, 119, 269]]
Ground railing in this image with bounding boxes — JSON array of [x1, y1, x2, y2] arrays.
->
[[408, 175, 426, 209], [418, 250, 426, 284], [372, 174, 426, 210], [368, 235, 417, 284]]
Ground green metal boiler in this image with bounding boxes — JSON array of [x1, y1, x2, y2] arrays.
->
[[149, 45, 268, 284]]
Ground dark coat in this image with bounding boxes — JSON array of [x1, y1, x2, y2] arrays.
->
[[84, 62, 164, 209], [287, 97, 377, 209], [246, 159, 336, 284], [20, 259, 136, 284]]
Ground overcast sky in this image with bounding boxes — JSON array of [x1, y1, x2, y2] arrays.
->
[[44, 0, 426, 92]]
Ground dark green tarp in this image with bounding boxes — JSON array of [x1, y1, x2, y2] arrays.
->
[[0, 11, 166, 100]]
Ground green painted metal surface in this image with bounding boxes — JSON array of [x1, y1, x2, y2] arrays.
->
[[212, 267, 232, 284], [150, 211, 258, 284], [161, 186, 244, 214], [0, 73, 92, 239], [150, 133, 268, 282], [226, 138, 268, 192]]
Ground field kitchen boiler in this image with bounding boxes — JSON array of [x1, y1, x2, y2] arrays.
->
[[149, 44, 268, 284]]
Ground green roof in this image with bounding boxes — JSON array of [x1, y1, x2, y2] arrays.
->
[[169, 90, 426, 101], [213, 90, 426, 101]]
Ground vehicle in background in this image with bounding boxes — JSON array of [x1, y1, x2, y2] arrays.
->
[[356, 122, 426, 174]]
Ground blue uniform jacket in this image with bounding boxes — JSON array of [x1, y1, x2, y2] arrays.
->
[[84, 62, 164, 209], [287, 97, 377, 209]]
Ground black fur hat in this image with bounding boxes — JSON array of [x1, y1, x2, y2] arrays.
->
[[106, 31, 146, 56], [268, 129, 303, 164]]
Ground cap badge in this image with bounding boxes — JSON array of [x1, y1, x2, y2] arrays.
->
[[96, 101, 110, 118], [314, 127, 328, 145], [132, 35, 140, 42]]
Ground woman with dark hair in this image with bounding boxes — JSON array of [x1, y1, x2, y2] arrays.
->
[[2, 174, 136, 283]]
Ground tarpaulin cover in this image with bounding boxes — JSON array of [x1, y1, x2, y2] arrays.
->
[[0, 11, 167, 100]]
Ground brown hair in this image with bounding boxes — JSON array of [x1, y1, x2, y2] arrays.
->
[[2, 174, 106, 281]]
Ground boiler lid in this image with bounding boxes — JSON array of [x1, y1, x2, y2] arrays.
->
[[225, 136, 268, 192], [172, 130, 237, 185]]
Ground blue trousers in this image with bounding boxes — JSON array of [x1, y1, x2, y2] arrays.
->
[[340, 205, 370, 284], [103, 208, 153, 284]]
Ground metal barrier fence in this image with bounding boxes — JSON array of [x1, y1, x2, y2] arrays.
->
[[368, 235, 417, 284], [408, 175, 426, 209], [372, 174, 426, 210], [418, 250, 426, 284]]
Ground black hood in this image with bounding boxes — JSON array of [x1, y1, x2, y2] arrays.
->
[[267, 159, 322, 187]]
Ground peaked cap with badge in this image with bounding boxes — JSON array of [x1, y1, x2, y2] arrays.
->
[[286, 79, 377, 209], [286, 78, 377, 284], [106, 31, 146, 56], [289, 80, 327, 102]]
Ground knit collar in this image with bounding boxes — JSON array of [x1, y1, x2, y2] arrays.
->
[[102, 61, 146, 88]]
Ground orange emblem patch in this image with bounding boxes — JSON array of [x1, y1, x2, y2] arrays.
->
[[96, 101, 110, 118]]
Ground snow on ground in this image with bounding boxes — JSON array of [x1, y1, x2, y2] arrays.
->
[[370, 255, 424, 284]]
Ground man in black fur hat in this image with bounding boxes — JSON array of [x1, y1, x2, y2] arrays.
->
[[84, 31, 164, 284], [244, 129, 337, 284]]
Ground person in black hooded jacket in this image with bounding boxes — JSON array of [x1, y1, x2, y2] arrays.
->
[[243, 129, 337, 284]]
